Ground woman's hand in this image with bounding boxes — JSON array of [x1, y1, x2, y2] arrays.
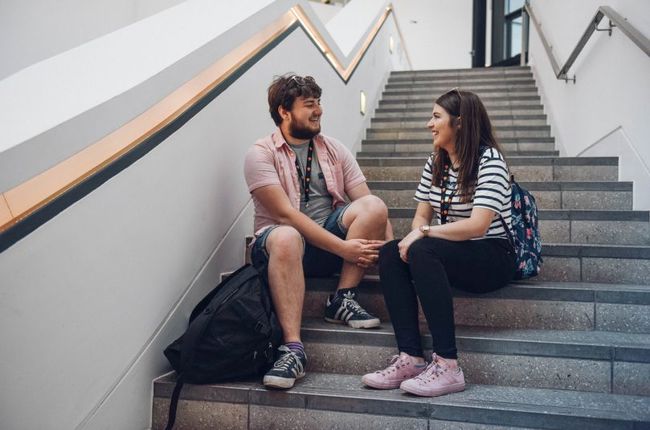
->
[[398, 228, 424, 262]]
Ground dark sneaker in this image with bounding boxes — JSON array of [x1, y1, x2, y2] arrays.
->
[[324, 289, 380, 329], [263, 345, 307, 389]]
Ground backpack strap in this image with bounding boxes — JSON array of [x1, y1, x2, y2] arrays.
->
[[165, 373, 185, 430], [498, 214, 516, 250], [163, 288, 227, 430], [499, 173, 517, 251]]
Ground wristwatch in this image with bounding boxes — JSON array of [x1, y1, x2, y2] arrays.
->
[[419, 225, 431, 236]]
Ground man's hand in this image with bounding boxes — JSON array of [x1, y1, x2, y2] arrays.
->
[[339, 239, 385, 268], [398, 228, 424, 263]]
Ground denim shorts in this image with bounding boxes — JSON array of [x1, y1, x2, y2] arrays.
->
[[251, 204, 349, 278]]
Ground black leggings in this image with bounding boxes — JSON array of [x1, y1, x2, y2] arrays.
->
[[378, 237, 516, 359]]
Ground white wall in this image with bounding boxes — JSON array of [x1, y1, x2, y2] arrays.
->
[[528, 0, 650, 209], [309, 1, 342, 23], [0, 0, 274, 191], [0, 0, 187, 80], [391, 0, 473, 70], [0, 1, 408, 429]]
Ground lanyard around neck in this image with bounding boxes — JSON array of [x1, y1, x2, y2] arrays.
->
[[439, 163, 454, 224], [294, 139, 314, 203]]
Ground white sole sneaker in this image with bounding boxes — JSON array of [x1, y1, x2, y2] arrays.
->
[[324, 316, 381, 329], [263, 372, 305, 389]]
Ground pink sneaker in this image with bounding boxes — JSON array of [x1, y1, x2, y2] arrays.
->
[[400, 353, 465, 397], [362, 353, 428, 389]]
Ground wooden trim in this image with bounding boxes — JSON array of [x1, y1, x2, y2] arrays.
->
[[0, 3, 402, 241], [0, 194, 13, 232]]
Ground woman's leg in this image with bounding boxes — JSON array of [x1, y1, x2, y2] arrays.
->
[[406, 237, 515, 359], [363, 240, 428, 390], [378, 240, 424, 358]]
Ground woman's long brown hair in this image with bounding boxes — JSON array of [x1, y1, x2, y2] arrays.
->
[[432, 89, 503, 202]]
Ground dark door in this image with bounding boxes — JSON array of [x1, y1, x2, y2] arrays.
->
[[491, 0, 526, 66]]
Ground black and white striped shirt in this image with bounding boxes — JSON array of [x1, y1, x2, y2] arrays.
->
[[414, 148, 512, 239]]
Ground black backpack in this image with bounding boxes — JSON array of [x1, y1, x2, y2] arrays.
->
[[163, 264, 281, 429]]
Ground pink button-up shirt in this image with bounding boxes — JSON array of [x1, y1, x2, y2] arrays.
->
[[244, 128, 366, 235]]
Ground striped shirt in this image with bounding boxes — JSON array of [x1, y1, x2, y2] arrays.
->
[[414, 148, 512, 239]]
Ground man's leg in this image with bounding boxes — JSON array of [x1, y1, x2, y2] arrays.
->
[[263, 225, 305, 344], [338, 194, 388, 290], [253, 225, 307, 389], [320, 195, 387, 329]]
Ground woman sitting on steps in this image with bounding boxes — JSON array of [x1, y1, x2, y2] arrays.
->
[[362, 88, 517, 397]]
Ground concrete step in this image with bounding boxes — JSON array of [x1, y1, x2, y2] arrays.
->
[[371, 116, 549, 128], [388, 73, 533, 84], [358, 156, 617, 182], [305, 278, 650, 334], [390, 66, 531, 79], [384, 78, 537, 94], [368, 180, 633, 211], [358, 150, 561, 157], [297, 320, 650, 395], [362, 138, 556, 153], [381, 92, 540, 103], [388, 74, 534, 85], [378, 99, 544, 110], [383, 85, 538, 95], [387, 208, 650, 246], [374, 110, 545, 120], [541, 243, 650, 284], [366, 126, 551, 140], [152, 371, 650, 430]]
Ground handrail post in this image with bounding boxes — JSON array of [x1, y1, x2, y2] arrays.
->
[[521, 3, 529, 66], [525, 3, 649, 84]]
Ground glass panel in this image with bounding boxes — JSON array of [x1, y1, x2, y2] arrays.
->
[[506, 0, 525, 13], [509, 16, 522, 56]]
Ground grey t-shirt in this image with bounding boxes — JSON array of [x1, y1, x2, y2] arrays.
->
[[289, 142, 334, 225]]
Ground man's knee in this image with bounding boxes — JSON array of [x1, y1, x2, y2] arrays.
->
[[363, 194, 388, 217], [350, 195, 388, 224], [266, 226, 304, 262]]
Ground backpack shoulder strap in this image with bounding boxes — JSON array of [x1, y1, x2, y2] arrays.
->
[[165, 373, 185, 430]]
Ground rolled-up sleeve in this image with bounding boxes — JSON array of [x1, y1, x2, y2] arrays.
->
[[244, 143, 281, 193], [337, 142, 366, 193]]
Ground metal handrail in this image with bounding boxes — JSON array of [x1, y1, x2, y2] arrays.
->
[[524, 3, 650, 83]]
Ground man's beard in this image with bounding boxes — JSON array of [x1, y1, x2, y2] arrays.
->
[[289, 119, 320, 140]]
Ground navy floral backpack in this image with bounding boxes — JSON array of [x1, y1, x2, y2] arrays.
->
[[500, 175, 543, 279]]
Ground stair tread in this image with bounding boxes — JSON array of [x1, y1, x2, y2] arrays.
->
[[357, 156, 617, 165], [388, 208, 649, 221], [308, 277, 650, 306], [154, 372, 650, 424], [300, 318, 650, 355], [368, 181, 632, 193], [312, 276, 650, 293], [358, 151, 560, 157]]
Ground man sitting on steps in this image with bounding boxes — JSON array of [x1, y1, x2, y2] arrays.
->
[[244, 74, 392, 389]]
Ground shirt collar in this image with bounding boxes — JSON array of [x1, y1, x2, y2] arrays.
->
[[272, 127, 323, 149]]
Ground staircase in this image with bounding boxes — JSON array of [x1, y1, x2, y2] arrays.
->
[[152, 67, 650, 429]]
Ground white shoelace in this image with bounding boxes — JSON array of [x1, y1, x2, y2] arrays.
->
[[377, 355, 403, 375], [342, 297, 370, 316], [273, 349, 303, 374]]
